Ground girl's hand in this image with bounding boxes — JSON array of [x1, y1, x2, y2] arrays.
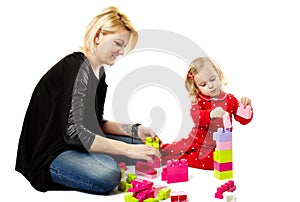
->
[[210, 107, 226, 119], [240, 97, 252, 106], [125, 144, 161, 162]]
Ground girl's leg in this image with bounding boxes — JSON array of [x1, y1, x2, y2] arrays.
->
[[50, 150, 121, 194]]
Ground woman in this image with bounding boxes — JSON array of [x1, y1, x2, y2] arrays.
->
[[15, 6, 161, 194]]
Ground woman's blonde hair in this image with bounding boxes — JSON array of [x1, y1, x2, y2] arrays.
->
[[185, 57, 227, 102], [81, 6, 138, 54]]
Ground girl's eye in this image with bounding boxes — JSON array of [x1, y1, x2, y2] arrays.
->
[[210, 77, 216, 82], [199, 83, 206, 87]]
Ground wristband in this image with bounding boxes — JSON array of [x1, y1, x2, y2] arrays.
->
[[131, 123, 141, 139]]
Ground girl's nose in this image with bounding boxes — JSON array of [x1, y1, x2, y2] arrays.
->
[[207, 82, 214, 89]]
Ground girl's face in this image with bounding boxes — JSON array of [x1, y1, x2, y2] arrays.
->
[[94, 30, 130, 66], [194, 66, 222, 98]]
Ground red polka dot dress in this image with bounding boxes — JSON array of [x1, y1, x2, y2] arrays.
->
[[161, 91, 253, 170]]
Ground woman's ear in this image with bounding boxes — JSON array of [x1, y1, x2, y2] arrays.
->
[[95, 30, 103, 45]]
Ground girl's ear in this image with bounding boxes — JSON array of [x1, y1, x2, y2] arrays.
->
[[95, 30, 103, 45]]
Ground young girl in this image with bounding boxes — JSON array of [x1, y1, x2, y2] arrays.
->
[[161, 57, 253, 170]]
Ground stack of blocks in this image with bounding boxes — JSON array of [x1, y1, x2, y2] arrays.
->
[[213, 128, 233, 180], [145, 137, 161, 168]]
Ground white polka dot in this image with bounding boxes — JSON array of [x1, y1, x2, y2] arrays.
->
[[171, 150, 173, 153], [203, 101, 205, 104], [202, 164, 205, 167], [208, 155, 210, 158], [225, 103, 227, 105]]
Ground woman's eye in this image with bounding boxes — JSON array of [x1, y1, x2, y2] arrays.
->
[[115, 41, 123, 46]]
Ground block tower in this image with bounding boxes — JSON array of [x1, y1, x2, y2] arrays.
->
[[213, 128, 233, 180]]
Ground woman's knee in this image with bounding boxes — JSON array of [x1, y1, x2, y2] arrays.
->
[[90, 155, 121, 193]]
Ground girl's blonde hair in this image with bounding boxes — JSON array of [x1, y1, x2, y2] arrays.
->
[[81, 6, 138, 55], [185, 57, 227, 102]]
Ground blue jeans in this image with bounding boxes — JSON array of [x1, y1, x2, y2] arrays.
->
[[50, 134, 143, 194]]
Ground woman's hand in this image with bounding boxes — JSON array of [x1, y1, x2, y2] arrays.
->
[[137, 125, 161, 143], [240, 97, 252, 106], [125, 144, 161, 162]]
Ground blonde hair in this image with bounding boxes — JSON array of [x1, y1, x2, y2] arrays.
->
[[81, 6, 138, 54], [185, 57, 227, 102]]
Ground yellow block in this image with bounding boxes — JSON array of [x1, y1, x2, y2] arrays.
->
[[214, 169, 233, 180], [213, 149, 232, 163]]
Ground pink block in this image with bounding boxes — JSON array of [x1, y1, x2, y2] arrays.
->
[[222, 112, 232, 129], [236, 104, 252, 119], [119, 162, 127, 170], [216, 141, 232, 150], [135, 161, 157, 179], [214, 180, 236, 199], [147, 156, 161, 168], [214, 161, 233, 172], [161, 159, 188, 183]]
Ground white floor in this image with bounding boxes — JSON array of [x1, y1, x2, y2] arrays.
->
[[10, 165, 236, 202]]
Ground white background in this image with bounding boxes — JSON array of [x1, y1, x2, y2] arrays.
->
[[1, 0, 300, 201]]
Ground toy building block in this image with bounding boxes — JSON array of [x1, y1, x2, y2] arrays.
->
[[215, 180, 236, 199], [157, 188, 171, 200], [153, 185, 167, 197], [216, 141, 232, 150], [118, 181, 134, 192], [127, 178, 155, 201], [126, 173, 137, 183], [214, 170, 233, 180], [223, 192, 237, 202], [146, 137, 161, 168], [213, 128, 232, 142], [213, 149, 232, 163], [170, 191, 188, 202], [124, 192, 139, 202], [144, 198, 159, 202], [223, 112, 232, 129], [119, 162, 128, 171], [135, 161, 157, 179], [147, 156, 161, 168], [146, 137, 160, 150], [214, 161, 233, 172], [161, 159, 188, 183], [236, 104, 252, 119]]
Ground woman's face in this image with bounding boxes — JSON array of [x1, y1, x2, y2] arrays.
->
[[95, 30, 131, 66]]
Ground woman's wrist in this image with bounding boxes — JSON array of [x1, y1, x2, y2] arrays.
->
[[131, 123, 141, 138]]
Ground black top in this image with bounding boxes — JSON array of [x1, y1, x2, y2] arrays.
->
[[15, 52, 108, 191]]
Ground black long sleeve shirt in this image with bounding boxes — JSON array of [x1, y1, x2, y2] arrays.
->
[[15, 52, 107, 191]]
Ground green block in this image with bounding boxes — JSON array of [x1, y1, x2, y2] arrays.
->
[[126, 173, 137, 183], [158, 188, 171, 200], [214, 169, 233, 180], [144, 198, 159, 202], [213, 149, 232, 163]]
